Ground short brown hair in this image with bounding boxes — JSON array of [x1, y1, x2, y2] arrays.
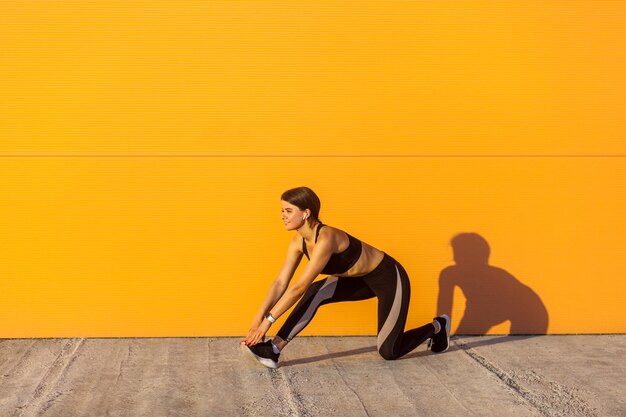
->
[[281, 187, 322, 225]]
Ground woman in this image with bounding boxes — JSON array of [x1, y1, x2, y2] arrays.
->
[[242, 187, 450, 368]]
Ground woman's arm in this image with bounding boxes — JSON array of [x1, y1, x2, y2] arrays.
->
[[242, 235, 302, 344], [244, 231, 334, 345], [250, 235, 303, 327]]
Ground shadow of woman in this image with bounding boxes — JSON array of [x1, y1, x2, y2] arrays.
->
[[437, 233, 549, 335]]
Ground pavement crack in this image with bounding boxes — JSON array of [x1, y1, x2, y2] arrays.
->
[[453, 338, 597, 417], [330, 360, 372, 417], [423, 361, 475, 416], [114, 344, 132, 386], [3, 340, 37, 377], [12, 338, 85, 417], [269, 368, 309, 417], [324, 341, 371, 417]]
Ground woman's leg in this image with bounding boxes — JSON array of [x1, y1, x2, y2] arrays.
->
[[274, 276, 376, 348], [365, 257, 436, 360]]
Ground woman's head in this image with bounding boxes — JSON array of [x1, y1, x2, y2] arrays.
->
[[281, 187, 321, 228]]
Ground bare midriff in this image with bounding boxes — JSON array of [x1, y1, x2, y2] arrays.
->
[[338, 241, 385, 278]]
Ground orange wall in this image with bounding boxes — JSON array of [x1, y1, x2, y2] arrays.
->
[[1, 1, 625, 337]]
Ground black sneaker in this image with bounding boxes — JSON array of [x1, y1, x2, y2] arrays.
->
[[241, 340, 280, 369], [430, 315, 451, 353]]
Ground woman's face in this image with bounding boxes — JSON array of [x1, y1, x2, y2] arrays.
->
[[281, 200, 307, 231]]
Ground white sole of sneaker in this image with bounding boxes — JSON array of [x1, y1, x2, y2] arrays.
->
[[240, 343, 279, 369]]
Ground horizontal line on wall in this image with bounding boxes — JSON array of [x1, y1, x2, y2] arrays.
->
[[0, 154, 625, 158]]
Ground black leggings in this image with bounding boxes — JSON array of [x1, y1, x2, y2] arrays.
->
[[276, 254, 435, 360]]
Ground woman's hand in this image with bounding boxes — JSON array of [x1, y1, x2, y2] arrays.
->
[[242, 320, 271, 346]]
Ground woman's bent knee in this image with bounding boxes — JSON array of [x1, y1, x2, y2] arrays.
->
[[378, 348, 399, 361]]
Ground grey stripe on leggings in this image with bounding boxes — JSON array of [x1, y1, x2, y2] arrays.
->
[[286, 276, 339, 342], [377, 265, 403, 350]]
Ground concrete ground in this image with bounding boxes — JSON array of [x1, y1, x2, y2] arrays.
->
[[0, 335, 624, 417]]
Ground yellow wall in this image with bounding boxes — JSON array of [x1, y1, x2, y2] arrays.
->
[[1, 1, 625, 337]]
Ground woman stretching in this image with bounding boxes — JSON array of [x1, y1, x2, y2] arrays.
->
[[242, 187, 450, 368]]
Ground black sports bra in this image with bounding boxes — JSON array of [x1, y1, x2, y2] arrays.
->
[[302, 224, 362, 275]]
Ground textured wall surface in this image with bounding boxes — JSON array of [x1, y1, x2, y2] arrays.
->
[[1, 1, 624, 336]]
